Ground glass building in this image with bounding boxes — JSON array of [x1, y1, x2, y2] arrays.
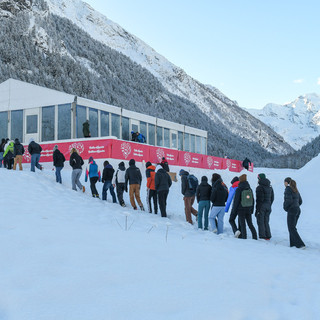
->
[[0, 79, 207, 154]]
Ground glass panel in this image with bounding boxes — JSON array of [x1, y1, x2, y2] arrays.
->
[[191, 134, 195, 153], [156, 126, 163, 146], [42, 106, 55, 141], [131, 123, 139, 134], [178, 131, 183, 151], [27, 115, 38, 134], [184, 133, 190, 151], [122, 117, 129, 141], [171, 132, 177, 149], [201, 137, 207, 154], [58, 104, 71, 140], [148, 124, 155, 146], [196, 136, 201, 154], [100, 111, 109, 137], [76, 105, 87, 138], [140, 122, 147, 143], [111, 113, 120, 138], [0, 112, 8, 139], [89, 108, 98, 138], [11, 110, 23, 142], [164, 128, 170, 148]]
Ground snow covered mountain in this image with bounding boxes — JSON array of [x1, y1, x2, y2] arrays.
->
[[248, 93, 320, 150], [0, 0, 294, 162]]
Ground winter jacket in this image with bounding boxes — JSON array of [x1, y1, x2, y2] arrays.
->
[[146, 165, 156, 190], [242, 158, 251, 169], [69, 152, 84, 170], [155, 168, 172, 192], [125, 163, 142, 186], [211, 179, 228, 206], [231, 181, 254, 216], [102, 164, 115, 183], [112, 163, 126, 185], [28, 141, 42, 155], [13, 141, 24, 157], [160, 159, 170, 172], [0, 142, 5, 153], [283, 186, 302, 212], [3, 142, 14, 159], [180, 171, 195, 197], [53, 149, 65, 167], [225, 181, 240, 212], [255, 178, 274, 214], [196, 180, 212, 203], [83, 121, 90, 137], [85, 160, 101, 182], [137, 133, 146, 143]]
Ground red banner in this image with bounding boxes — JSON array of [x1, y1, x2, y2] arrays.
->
[[178, 151, 203, 168], [111, 140, 149, 162], [148, 146, 179, 165], [203, 155, 223, 170]]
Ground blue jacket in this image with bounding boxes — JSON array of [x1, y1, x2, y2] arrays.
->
[[85, 160, 101, 182], [137, 133, 146, 143], [225, 181, 239, 212]]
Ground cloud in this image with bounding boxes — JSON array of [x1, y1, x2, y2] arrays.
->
[[317, 78, 320, 85], [293, 79, 304, 84]]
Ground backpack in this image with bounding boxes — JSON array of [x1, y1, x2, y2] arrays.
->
[[187, 174, 198, 193], [241, 188, 253, 207]]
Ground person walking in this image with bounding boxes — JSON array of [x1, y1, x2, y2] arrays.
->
[[83, 120, 90, 138], [85, 156, 101, 198], [155, 164, 172, 217], [196, 176, 212, 230], [283, 177, 305, 249], [13, 138, 24, 170], [125, 159, 144, 211], [145, 161, 158, 214], [69, 148, 85, 192], [160, 157, 170, 172], [0, 138, 6, 168], [28, 138, 43, 172], [3, 141, 14, 170], [102, 160, 117, 202], [230, 174, 257, 239], [112, 161, 126, 207], [242, 157, 252, 171], [179, 169, 198, 224], [53, 145, 65, 183], [255, 173, 274, 240], [209, 174, 228, 234]]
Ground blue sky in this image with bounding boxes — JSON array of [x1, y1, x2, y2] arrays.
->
[[85, 0, 320, 109]]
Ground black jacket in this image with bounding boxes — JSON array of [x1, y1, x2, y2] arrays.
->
[[255, 178, 274, 213], [14, 142, 25, 157], [242, 158, 251, 169], [125, 164, 142, 186], [161, 161, 170, 172], [102, 164, 115, 183], [28, 141, 42, 155], [196, 181, 212, 202], [211, 179, 228, 206], [231, 181, 254, 215], [53, 149, 65, 167], [155, 168, 172, 192], [69, 152, 84, 170], [283, 186, 302, 212], [0, 142, 5, 152]]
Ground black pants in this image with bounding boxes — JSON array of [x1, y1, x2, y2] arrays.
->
[[287, 208, 305, 248], [256, 208, 271, 239], [229, 210, 239, 234], [157, 190, 169, 217], [147, 189, 158, 214], [116, 183, 125, 205], [6, 158, 13, 170], [238, 212, 257, 239], [90, 177, 99, 196]]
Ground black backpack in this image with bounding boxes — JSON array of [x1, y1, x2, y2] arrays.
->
[[187, 174, 198, 193]]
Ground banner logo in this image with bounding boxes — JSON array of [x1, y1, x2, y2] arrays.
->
[[184, 152, 191, 165], [121, 142, 132, 159]]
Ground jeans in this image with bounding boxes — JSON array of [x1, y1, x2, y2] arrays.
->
[[102, 180, 117, 202], [55, 166, 63, 183], [0, 152, 3, 167], [209, 206, 225, 234], [72, 169, 83, 191], [31, 153, 41, 172], [198, 200, 210, 230], [116, 183, 125, 205]]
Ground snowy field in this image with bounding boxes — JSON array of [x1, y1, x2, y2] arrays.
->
[[1, 156, 320, 320]]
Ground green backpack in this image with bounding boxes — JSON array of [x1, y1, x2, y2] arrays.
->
[[241, 189, 253, 207]]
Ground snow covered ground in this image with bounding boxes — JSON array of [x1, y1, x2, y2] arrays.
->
[[1, 157, 320, 320]]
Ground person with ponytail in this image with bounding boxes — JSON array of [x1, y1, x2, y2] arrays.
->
[[283, 177, 305, 249]]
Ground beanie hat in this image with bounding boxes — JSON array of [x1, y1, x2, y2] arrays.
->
[[239, 174, 247, 182], [231, 176, 239, 184], [119, 161, 125, 168], [258, 173, 266, 180], [201, 176, 208, 183], [146, 161, 152, 168], [179, 169, 185, 176], [129, 159, 135, 166], [14, 138, 20, 143], [53, 145, 58, 151]]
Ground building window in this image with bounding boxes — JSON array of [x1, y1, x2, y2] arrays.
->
[[148, 124, 155, 146], [196, 136, 201, 154], [76, 105, 87, 138], [140, 122, 147, 143], [42, 106, 55, 142], [11, 110, 23, 142], [26, 115, 38, 134], [184, 133, 190, 151], [201, 137, 207, 155], [164, 128, 170, 148], [58, 104, 71, 140], [100, 111, 109, 137], [89, 108, 98, 138], [122, 117, 129, 141], [0, 112, 8, 139], [111, 113, 120, 138], [156, 126, 163, 146], [190, 134, 195, 153], [178, 131, 183, 151], [171, 132, 177, 149]]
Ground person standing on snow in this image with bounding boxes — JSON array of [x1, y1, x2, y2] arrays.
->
[[145, 161, 158, 214], [85, 156, 101, 198], [255, 173, 274, 240], [0, 138, 6, 168], [196, 176, 212, 230], [28, 138, 43, 172], [112, 161, 126, 207], [102, 160, 117, 203], [155, 164, 172, 217], [3, 140, 14, 170], [69, 148, 85, 193], [283, 177, 305, 249], [13, 138, 24, 170], [53, 145, 65, 184], [160, 157, 170, 172], [242, 157, 252, 171]]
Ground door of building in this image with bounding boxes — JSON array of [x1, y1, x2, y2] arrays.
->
[[24, 108, 40, 143]]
